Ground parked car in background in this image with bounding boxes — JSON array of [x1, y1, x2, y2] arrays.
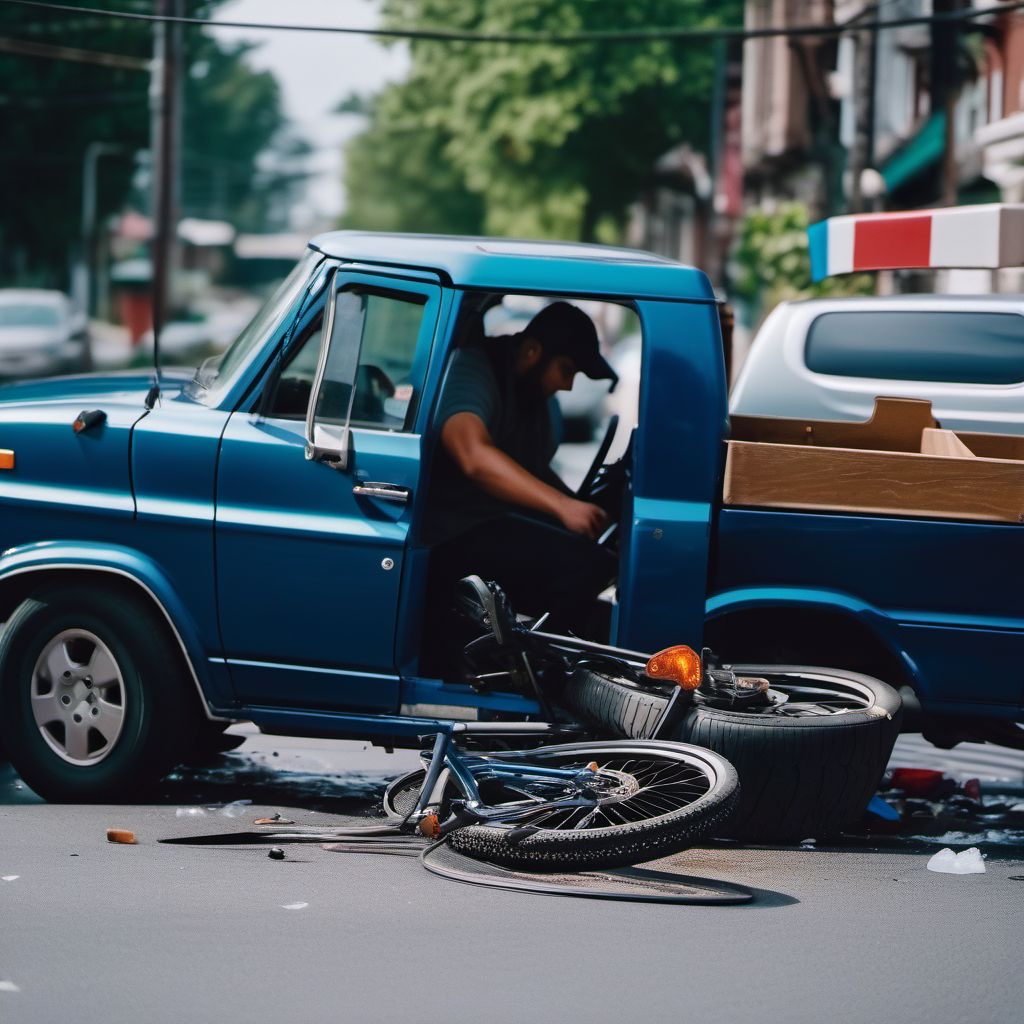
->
[[0, 290, 91, 379], [730, 294, 1024, 435]]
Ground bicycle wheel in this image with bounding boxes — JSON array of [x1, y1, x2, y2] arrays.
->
[[428, 740, 737, 871]]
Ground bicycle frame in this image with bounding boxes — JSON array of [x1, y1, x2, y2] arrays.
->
[[408, 724, 615, 835], [404, 586, 747, 836]]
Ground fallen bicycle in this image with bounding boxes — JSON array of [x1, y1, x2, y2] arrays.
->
[[162, 575, 901, 902]]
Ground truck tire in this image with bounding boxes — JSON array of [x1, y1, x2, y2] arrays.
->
[[564, 664, 901, 842], [0, 585, 201, 801]]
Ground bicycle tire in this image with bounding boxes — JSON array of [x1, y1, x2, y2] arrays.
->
[[386, 740, 738, 871]]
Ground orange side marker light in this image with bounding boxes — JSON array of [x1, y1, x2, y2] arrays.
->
[[645, 645, 702, 691], [0, 449, 13, 470]]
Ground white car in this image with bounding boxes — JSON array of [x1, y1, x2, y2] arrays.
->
[[0, 289, 92, 380], [730, 294, 1024, 435]]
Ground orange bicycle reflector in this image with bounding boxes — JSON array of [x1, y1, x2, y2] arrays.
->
[[417, 813, 441, 839], [645, 645, 702, 691]]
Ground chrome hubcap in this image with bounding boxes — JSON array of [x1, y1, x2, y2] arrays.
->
[[30, 629, 126, 765]]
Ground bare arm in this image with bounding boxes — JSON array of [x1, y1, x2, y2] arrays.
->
[[441, 412, 608, 539]]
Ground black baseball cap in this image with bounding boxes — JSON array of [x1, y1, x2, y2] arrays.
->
[[522, 302, 618, 386]]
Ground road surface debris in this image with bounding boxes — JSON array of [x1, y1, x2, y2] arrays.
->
[[926, 847, 986, 874]]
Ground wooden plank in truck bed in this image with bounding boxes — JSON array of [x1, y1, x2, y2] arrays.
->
[[723, 441, 1024, 524]]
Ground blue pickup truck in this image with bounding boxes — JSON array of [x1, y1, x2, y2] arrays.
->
[[0, 233, 1018, 807]]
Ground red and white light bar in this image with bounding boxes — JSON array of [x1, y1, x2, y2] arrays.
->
[[808, 204, 1024, 280]]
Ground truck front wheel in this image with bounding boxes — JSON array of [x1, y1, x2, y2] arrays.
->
[[0, 586, 199, 801]]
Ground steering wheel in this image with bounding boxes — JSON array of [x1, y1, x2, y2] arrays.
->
[[577, 415, 619, 500]]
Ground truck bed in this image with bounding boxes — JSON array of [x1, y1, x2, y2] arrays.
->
[[724, 397, 1024, 525]]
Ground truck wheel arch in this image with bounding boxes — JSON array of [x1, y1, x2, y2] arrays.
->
[[0, 560, 225, 723], [704, 602, 917, 697]]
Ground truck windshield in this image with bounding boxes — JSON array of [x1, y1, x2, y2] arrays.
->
[[192, 249, 322, 397]]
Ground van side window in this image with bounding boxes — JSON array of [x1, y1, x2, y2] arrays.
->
[[805, 311, 1024, 385]]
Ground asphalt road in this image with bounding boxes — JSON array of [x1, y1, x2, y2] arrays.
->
[[1, 727, 1022, 1024]]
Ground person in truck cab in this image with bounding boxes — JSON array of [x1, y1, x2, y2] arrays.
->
[[424, 301, 619, 648]]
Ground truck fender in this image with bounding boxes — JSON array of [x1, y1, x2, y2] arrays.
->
[[705, 586, 921, 685], [0, 541, 226, 720]]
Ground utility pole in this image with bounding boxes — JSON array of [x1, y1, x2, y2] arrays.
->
[[708, 36, 727, 284], [847, 21, 877, 214], [932, 0, 962, 206], [149, 0, 183, 377], [77, 142, 123, 317]]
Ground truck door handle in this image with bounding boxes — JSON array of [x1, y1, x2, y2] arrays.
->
[[352, 482, 411, 503]]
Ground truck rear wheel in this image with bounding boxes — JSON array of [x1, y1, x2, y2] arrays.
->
[[0, 585, 200, 801], [564, 665, 901, 842]]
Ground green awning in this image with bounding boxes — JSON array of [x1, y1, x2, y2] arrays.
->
[[881, 111, 946, 193]]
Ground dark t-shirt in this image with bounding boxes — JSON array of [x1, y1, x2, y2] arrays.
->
[[423, 341, 565, 545]]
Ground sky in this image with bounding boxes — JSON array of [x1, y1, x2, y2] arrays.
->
[[208, 0, 409, 230]]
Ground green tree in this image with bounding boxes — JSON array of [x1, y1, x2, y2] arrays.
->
[[0, 2, 155, 285], [732, 203, 875, 316], [0, 1, 295, 286], [344, 0, 742, 240], [180, 34, 301, 232], [340, 85, 485, 234]]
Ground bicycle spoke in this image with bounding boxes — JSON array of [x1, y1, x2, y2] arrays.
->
[[571, 807, 599, 830]]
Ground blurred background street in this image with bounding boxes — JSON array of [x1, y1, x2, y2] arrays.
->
[[4, 1, 1024, 408]]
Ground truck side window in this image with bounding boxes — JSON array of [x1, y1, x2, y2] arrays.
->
[[265, 289, 426, 430], [265, 317, 324, 419], [350, 291, 425, 430]]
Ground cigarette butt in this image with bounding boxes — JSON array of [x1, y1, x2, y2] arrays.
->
[[106, 828, 137, 844]]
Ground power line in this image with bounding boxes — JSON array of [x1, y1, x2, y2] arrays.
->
[[2, 0, 1024, 45]]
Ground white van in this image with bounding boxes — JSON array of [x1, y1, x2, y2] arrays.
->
[[730, 294, 1024, 436]]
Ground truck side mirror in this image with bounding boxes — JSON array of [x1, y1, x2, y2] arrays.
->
[[305, 272, 364, 471]]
